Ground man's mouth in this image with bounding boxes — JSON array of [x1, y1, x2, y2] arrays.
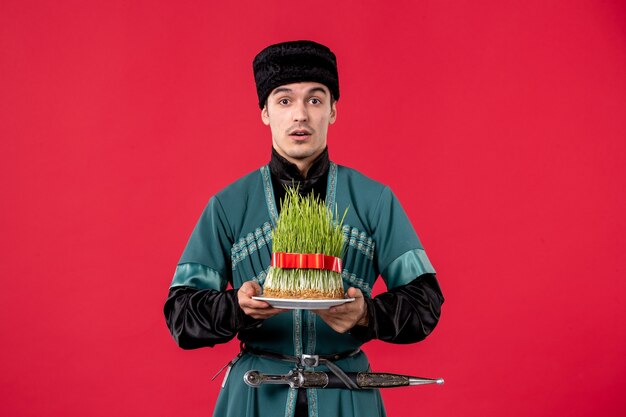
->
[[289, 129, 312, 138]]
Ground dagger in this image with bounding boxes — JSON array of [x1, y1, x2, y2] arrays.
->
[[244, 369, 444, 389]]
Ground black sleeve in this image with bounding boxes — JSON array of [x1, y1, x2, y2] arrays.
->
[[349, 273, 444, 344], [163, 286, 262, 349]]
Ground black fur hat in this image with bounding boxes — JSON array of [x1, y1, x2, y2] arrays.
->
[[253, 40, 339, 109]]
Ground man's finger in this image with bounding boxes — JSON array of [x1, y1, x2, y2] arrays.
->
[[240, 298, 272, 309], [244, 307, 287, 320], [328, 304, 349, 314], [346, 287, 363, 298], [239, 281, 261, 297]]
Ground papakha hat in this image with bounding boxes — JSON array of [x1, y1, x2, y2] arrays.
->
[[253, 40, 340, 109]]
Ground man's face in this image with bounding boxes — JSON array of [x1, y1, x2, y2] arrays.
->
[[262, 82, 337, 169]]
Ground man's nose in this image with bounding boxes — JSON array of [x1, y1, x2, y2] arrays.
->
[[292, 101, 308, 122]]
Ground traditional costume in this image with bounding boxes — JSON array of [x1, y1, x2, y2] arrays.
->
[[164, 41, 444, 417]]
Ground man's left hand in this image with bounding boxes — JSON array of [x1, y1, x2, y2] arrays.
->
[[314, 287, 368, 333]]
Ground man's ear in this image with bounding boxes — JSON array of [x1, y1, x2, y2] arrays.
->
[[329, 101, 337, 125], [261, 105, 270, 125]]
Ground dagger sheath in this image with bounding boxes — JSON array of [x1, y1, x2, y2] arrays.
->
[[244, 370, 444, 389]]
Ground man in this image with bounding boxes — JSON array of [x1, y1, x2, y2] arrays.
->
[[164, 40, 444, 417]]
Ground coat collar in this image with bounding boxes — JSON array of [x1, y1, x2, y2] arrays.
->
[[268, 147, 330, 186]]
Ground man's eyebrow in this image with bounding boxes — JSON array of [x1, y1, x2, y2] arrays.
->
[[271, 87, 292, 96], [270, 87, 329, 96], [307, 87, 328, 96]]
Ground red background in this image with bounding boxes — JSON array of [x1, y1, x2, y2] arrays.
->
[[1, 1, 625, 416]]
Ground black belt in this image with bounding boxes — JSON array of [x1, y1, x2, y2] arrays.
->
[[242, 343, 361, 389]]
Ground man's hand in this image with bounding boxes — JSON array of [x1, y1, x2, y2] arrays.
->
[[314, 287, 368, 333], [237, 281, 286, 320]]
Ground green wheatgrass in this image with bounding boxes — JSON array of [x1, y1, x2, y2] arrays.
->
[[263, 187, 348, 299]]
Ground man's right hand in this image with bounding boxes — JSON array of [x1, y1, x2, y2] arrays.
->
[[237, 281, 286, 319]]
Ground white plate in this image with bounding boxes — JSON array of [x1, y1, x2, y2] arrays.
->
[[252, 296, 355, 310]]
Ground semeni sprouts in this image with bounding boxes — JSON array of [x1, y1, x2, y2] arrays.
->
[[263, 187, 348, 299]]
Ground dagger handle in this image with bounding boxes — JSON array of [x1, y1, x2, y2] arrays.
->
[[244, 370, 304, 388], [300, 371, 330, 388]]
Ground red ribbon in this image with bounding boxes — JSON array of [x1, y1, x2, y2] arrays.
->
[[271, 252, 343, 273]]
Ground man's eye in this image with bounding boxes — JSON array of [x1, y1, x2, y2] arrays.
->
[[310, 98, 321, 104], [279, 98, 290, 105]]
